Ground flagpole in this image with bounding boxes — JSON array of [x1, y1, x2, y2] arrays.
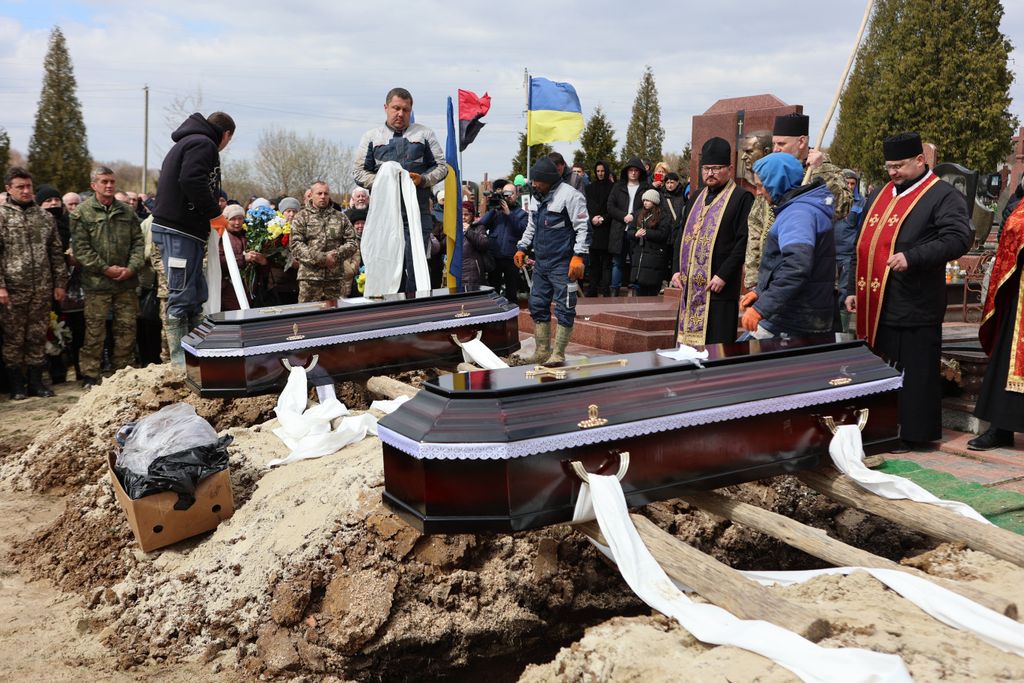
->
[[524, 67, 531, 206]]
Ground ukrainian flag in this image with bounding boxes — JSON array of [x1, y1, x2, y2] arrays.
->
[[442, 96, 463, 288], [527, 77, 584, 145]]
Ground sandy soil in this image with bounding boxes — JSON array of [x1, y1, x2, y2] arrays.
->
[[1, 364, 1022, 681]]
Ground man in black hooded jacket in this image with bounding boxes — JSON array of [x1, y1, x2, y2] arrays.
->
[[151, 111, 235, 365], [606, 158, 652, 294]]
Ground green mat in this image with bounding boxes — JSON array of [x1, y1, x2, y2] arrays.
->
[[878, 460, 1024, 535]]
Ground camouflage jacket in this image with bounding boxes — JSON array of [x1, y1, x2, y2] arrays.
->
[[71, 196, 145, 292], [289, 204, 358, 281], [742, 152, 851, 290], [0, 200, 69, 292]]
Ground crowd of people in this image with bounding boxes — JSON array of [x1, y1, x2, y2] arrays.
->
[[0, 91, 1019, 452]]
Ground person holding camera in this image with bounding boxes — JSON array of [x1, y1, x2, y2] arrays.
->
[[478, 179, 528, 302]]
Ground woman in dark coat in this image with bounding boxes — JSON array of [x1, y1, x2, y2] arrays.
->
[[584, 160, 615, 296], [461, 201, 490, 288], [628, 189, 673, 295], [606, 157, 652, 295]]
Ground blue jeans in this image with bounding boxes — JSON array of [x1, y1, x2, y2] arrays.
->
[[611, 251, 626, 290], [152, 224, 208, 320], [529, 262, 577, 327]]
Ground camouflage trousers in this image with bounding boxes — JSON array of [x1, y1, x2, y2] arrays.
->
[[80, 289, 138, 377], [1, 287, 51, 367], [299, 279, 348, 303]]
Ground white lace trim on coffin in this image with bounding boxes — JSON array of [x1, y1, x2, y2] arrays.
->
[[378, 375, 904, 461], [182, 306, 520, 358]]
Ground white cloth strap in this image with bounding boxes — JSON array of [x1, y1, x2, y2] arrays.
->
[[573, 474, 912, 682], [457, 337, 509, 370], [829, 425, 991, 524], [220, 228, 250, 310], [203, 228, 222, 314]]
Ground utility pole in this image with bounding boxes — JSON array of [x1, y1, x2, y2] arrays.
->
[[142, 84, 149, 193]]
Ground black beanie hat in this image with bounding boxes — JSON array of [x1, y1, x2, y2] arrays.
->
[[665, 172, 681, 182], [34, 184, 61, 206], [773, 113, 809, 137], [530, 157, 561, 184], [882, 132, 924, 161], [701, 137, 732, 166]]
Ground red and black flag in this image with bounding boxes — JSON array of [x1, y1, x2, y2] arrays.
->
[[458, 89, 491, 152]]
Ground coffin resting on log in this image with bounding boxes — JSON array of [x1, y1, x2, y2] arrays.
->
[[182, 287, 519, 397], [379, 337, 902, 533]]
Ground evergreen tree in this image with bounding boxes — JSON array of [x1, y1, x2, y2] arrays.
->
[[621, 66, 665, 164], [28, 26, 91, 191], [510, 132, 553, 179], [575, 106, 619, 175], [0, 128, 10, 173], [831, 0, 1016, 182]]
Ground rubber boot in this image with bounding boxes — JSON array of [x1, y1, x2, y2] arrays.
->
[[164, 316, 190, 367], [8, 367, 26, 401], [26, 366, 55, 397], [520, 321, 551, 364], [546, 324, 573, 364]]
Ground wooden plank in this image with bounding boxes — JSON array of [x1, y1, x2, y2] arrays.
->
[[679, 489, 1016, 618], [366, 376, 420, 401], [575, 517, 831, 642], [798, 468, 1024, 569]]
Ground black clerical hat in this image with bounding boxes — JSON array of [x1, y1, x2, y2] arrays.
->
[[882, 132, 924, 161], [772, 113, 809, 137], [701, 137, 732, 166]]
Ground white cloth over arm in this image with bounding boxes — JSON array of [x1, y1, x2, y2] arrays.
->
[[203, 228, 222, 314], [362, 160, 431, 296], [220, 228, 250, 310]]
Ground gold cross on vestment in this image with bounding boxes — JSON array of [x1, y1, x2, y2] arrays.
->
[[857, 277, 867, 291], [869, 215, 880, 226], [871, 278, 881, 292], [887, 214, 900, 227]]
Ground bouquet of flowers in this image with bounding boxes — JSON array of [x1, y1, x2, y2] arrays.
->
[[45, 311, 72, 357], [243, 206, 293, 283]]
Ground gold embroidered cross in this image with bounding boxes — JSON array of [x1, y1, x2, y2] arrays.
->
[[857, 277, 867, 290], [870, 278, 881, 292], [887, 214, 900, 226], [869, 215, 880, 226]]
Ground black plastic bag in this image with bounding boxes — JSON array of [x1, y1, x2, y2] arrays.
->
[[115, 435, 233, 510]]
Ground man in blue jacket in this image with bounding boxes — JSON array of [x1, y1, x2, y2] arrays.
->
[[478, 179, 527, 302], [151, 111, 235, 365], [514, 157, 590, 364], [741, 152, 836, 338]]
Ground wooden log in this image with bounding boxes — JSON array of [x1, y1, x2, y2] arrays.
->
[[575, 517, 832, 642], [679, 489, 1017, 618], [798, 468, 1024, 569], [366, 375, 420, 401]]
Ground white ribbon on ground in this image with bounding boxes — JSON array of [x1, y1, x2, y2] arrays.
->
[[656, 344, 709, 367], [830, 424, 992, 524], [574, 475, 912, 683], [458, 337, 509, 370], [744, 567, 1024, 657], [267, 366, 377, 468], [203, 228, 222, 314], [220, 227, 250, 310], [362, 161, 431, 296]]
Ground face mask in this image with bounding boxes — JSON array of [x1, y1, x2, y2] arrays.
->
[[46, 207, 63, 219], [531, 187, 545, 201]]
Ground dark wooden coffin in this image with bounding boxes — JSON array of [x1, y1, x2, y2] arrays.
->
[[379, 336, 902, 533], [182, 286, 520, 397]]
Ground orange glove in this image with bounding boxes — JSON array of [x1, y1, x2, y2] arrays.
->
[[409, 172, 422, 187], [740, 306, 762, 333], [210, 215, 228, 235], [568, 255, 585, 281], [514, 250, 526, 269], [739, 290, 758, 309]]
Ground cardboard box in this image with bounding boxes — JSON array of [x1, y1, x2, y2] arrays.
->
[[108, 452, 235, 553]]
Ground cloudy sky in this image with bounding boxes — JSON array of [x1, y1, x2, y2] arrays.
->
[[2, 1, 1023, 187]]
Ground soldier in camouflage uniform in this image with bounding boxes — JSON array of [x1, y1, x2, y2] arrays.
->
[[0, 167, 69, 399], [742, 113, 851, 294], [290, 181, 359, 302], [71, 167, 145, 386]]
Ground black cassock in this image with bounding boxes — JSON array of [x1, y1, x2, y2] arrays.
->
[[974, 251, 1024, 432]]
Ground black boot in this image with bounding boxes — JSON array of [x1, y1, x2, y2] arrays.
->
[[967, 426, 1014, 451], [48, 354, 67, 384], [8, 367, 26, 400], [26, 366, 55, 398]]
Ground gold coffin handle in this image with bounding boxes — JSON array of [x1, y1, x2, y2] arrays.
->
[[280, 354, 319, 373], [821, 408, 869, 435], [450, 330, 483, 348], [570, 451, 631, 484]]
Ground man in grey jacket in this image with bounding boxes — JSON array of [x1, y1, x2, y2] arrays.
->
[[353, 88, 447, 290]]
